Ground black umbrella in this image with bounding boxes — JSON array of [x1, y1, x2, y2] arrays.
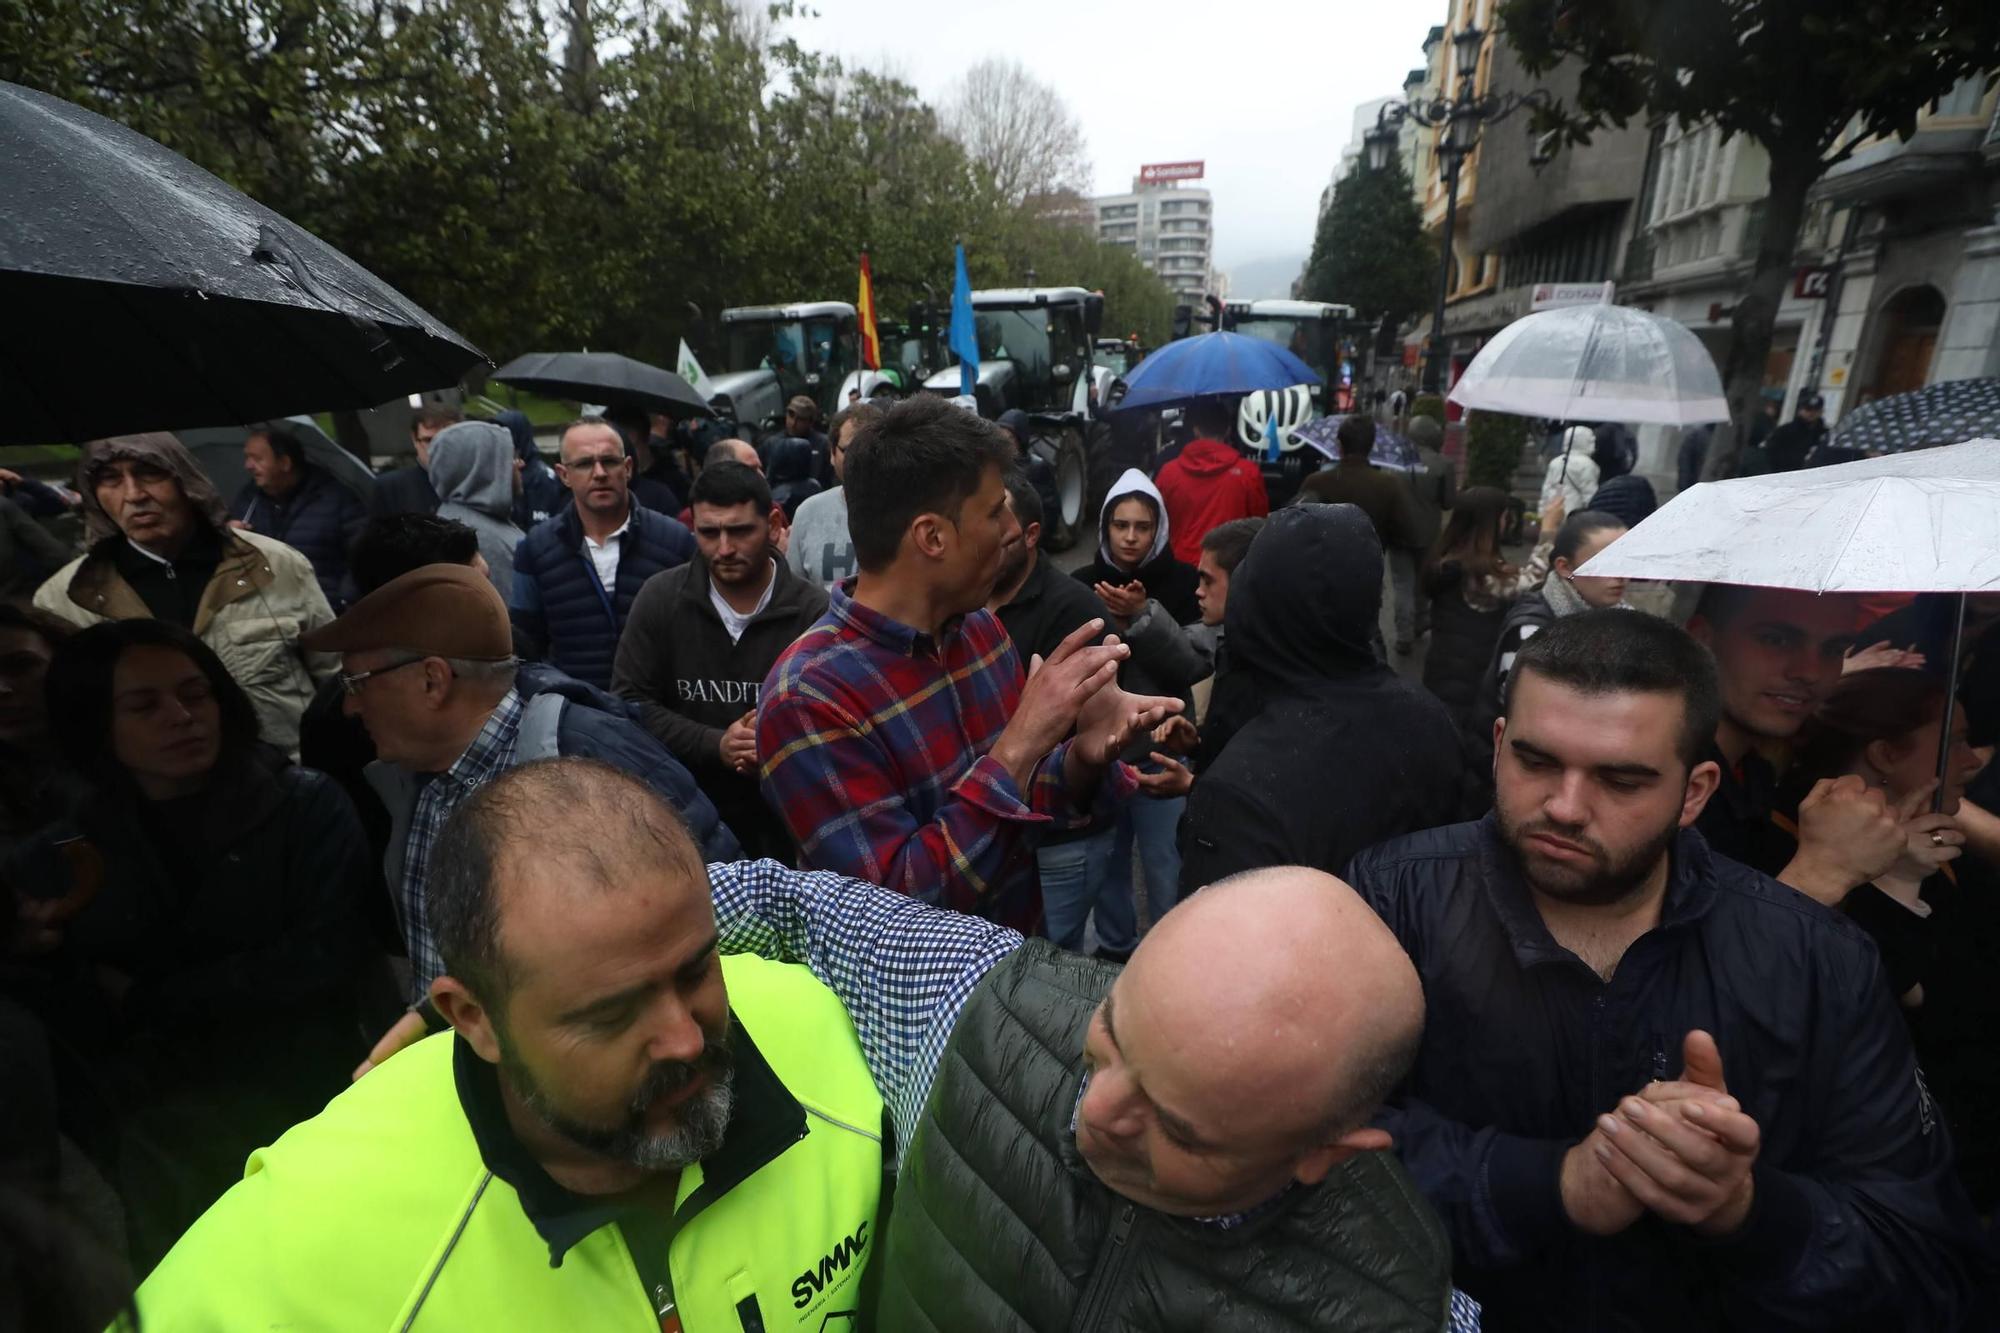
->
[[1828, 377, 2000, 455], [179, 416, 376, 506], [491, 351, 715, 419], [0, 80, 485, 446]]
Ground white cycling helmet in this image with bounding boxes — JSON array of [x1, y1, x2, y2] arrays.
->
[[1237, 384, 1315, 452]]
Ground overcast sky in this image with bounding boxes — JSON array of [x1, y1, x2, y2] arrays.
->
[[789, 0, 1441, 282]]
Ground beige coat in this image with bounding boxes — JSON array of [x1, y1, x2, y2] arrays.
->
[[35, 529, 337, 756]]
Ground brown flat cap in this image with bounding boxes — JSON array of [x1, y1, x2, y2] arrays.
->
[[299, 563, 513, 658]]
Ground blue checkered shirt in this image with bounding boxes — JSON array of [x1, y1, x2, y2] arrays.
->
[[711, 859, 1484, 1331], [402, 686, 524, 999]]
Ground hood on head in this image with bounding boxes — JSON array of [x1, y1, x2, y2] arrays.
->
[[78, 432, 228, 544], [427, 421, 518, 519], [494, 410, 540, 463], [1098, 467, 1170, 569], [766, 436, 817, 485], [996, 409, 1032, 453], [1175, 437, 1245, 477], [1224, 503, 1381, 687]]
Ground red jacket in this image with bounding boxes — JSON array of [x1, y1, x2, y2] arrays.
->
[[1153, 438, 1269, 564]]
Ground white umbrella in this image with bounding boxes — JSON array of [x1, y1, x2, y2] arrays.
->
[[1576, 438, 2000, 808], [1573, 438, 2000, 593], [1448, 302, 1729, 425]]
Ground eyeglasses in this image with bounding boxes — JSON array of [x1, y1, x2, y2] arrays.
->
[[337, 657, 427, 697], [561, 455, 625, 475]]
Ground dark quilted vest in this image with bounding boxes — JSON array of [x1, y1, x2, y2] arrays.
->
[[879, 943, 1452, 1332], [516, 503, 693, 690]]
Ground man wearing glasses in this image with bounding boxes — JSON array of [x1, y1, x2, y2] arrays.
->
[[511, 415, 697, 690], [302, 562, 738, 1074]]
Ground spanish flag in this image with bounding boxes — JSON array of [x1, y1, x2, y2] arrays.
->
[[858, 251, 882, 371]]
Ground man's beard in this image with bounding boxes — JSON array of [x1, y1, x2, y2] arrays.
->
[[711, 546, 773, 594], [993, 543, 1030, 597], [501, 1023, 737, 1171], [1497, 803, 1681, 908]]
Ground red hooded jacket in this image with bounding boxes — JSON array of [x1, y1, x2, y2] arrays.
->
[[1152, 438, 1269, 565]]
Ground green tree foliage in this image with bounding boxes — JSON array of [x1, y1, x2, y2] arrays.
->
[[1409, 393, 1447, 426], [1301, 157, 1435, 332], [1499, 0, 2000, 477], [0, 0, 1164, 370], [1464, 410, 1531, 490]]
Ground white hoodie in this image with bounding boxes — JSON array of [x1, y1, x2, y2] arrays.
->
[[1097, 466, 1171, 571]]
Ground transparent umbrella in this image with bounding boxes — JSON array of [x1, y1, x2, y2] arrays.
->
[[1448, 303, 1729, 426], [1576, 438, 2000, 807]]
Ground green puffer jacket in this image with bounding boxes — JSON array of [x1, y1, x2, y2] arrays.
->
[[877, 941, 1454, 1331]]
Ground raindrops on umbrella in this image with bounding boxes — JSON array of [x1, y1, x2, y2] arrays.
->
[[1829, 377, 2000, 455]]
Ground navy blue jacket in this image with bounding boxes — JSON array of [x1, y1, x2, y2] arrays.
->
[[510, 501, 695, 690], [513, 662, 739, 865], [1346, 817, 1990, 1331], [229, 465, 367, 608]]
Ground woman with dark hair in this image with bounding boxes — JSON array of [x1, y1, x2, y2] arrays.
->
[[1421, 487, 1519, 732], [6, 618, 374, 1270], [1780, 667, 1999, 1209], [1782, 668, 1985, 1004]]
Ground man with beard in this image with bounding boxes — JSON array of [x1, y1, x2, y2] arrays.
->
[[134, 759, 887, 1330], [1345, 610, 1989, 1330], [614, 461, 828, 862]]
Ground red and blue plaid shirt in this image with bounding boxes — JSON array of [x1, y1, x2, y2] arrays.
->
[[757, 583, 1130, 928]]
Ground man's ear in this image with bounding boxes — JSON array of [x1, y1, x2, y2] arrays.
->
[[1024, 521, 1042, 553], [431, 976, 501, 1064], [1680, 758, 1722, 828], [909, 513, 949, 561], [1293, 1124, 1394, 1186]]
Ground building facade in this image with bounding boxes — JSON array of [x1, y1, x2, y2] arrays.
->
[[1619, 75, 1999, 484], [1404, 2, 1650, 408], [1095, 176, 1216, 307]]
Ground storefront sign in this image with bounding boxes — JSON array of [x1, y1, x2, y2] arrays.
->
[[1139, 161, 1205, 184], [1794, 266, 1833, 299], [1529, 280, 1615, 311]]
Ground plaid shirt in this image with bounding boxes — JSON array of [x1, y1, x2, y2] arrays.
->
[[401, 686, 523, 998], [757, 584, 1132, 928], [710, 858, 1486, 1333], [710, 859, 1020, 1149]]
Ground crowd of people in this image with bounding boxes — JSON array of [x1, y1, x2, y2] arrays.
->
[[2, 386, 1998, 1331]]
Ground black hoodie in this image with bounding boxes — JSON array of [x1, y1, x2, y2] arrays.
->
[[1178, 504, 1477, 896]]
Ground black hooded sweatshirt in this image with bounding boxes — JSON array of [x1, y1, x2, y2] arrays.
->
[[1179, 504, 1479, 896]]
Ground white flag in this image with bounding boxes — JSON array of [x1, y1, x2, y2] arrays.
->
[[677, 339, 716, 400]]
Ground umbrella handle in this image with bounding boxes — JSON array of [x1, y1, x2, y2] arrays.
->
[[1936, 592, 1968, 815]]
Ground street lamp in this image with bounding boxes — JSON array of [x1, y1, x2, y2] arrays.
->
[[1368, 21, 1553, 394]]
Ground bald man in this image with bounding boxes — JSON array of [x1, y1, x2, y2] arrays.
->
[[713, 860, 1457, 1330]]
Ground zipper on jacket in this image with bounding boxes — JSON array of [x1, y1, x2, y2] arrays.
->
[[1071, 1203, 1137, 1333]]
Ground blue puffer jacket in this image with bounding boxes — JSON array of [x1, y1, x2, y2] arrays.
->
[[514, 663, 739, 864], [510, 502, 695, 690], [229, 465, 367, 609]]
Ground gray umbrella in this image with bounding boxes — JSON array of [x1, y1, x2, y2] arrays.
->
[[178, 417, 374, 507], [0, 80, 485, 445], [492, 351, 715, 418], [1829, 377, 2000, 455]]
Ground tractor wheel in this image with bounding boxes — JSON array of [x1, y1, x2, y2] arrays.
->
[[1042, 426, 1090, 552]]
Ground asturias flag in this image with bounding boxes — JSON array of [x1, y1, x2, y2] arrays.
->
[[857, 252, 882, 371], [950, 243, 979, 399]]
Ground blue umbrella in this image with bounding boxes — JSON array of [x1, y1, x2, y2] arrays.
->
[[1109, 331, 1319, 413]]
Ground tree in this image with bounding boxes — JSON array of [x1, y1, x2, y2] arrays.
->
[[941, 58, 1090, 206], [1301, 157, 1436, 337], [1499, 0, 2000, 478]]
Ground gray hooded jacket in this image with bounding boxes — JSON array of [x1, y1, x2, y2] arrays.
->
[[427, 422, 525, 594]]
